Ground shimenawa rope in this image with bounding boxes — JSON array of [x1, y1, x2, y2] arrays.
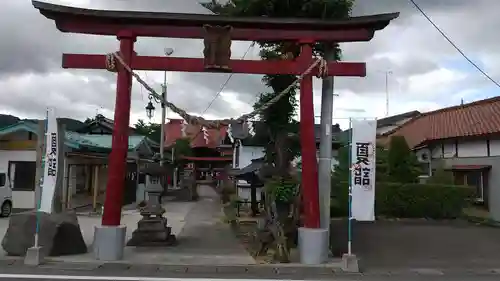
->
[[105, 51, 328, 129]]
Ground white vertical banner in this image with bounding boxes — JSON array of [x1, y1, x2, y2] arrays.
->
[[39, 108, 59, 213], [351, 119, 377, 221]]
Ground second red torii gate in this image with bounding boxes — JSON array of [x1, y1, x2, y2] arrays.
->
[[33, 1, 398, 230]]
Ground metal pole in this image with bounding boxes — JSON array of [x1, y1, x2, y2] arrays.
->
[[347, 118, 353, 255], [385, 71, 392, 117], [159, 79, 166, 167], [318, 45, 335, 248]]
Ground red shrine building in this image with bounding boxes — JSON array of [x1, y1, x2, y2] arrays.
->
[[164, 119, 233, 179]]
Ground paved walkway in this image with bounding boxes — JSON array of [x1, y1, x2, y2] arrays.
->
[[1, 185, 254, 265], [161, 185, 255, 264]]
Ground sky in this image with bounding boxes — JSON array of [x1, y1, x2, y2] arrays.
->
[[1, 0, 499, 129]]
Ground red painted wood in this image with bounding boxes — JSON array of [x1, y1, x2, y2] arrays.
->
[[298, 43, 320, 229], [181, 156, 233, 161], [62, 54, 366, 77], [101, 34, 136, 226], [57, 20, 375, 42]]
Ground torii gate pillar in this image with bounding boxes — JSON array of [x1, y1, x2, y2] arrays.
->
[[93, 32, 136, 261]]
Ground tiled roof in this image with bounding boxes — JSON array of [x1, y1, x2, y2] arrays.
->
[[164, 119, 228, 148], [376, 110, 421, 127], [66, 132, 146, 151], [386, 96, 500, 148], [0, 121, 147, 152]]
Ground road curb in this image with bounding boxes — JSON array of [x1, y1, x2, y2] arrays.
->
[[2, 258, 500, 278]]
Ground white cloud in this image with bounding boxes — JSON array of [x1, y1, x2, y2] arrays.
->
[[1, 0, 500, 130]]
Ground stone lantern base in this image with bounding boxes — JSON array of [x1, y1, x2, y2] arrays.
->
[[126, 215, 176, 247], [128, 164, 177, 247]]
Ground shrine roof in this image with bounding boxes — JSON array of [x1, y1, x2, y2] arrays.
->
[[164, 119, 228, 149], [32, 1, 399, 32]]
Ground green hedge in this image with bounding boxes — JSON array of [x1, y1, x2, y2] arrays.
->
[[330, 181, 474, 219]]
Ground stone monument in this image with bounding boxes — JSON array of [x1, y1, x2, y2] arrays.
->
[[127, 163, 176, 246]]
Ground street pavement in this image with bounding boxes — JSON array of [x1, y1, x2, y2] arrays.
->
[[2, 273, 500, 281]]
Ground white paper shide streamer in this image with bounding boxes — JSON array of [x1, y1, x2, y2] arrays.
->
[[181, 119, 188, 137], [227, 124, 234, 143], [247, 120, 255, 136], [202, 126, 210, 145], [350, 119, 377, 221], [39, 108, 59, 214]]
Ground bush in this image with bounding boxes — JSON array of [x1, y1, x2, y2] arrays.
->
[[330, 181, 474, 219]]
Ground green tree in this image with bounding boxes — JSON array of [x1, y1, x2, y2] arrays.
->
[[134, 120, 162, 144], [387, 136, 421, 183], [428, 163, 455, 185], [134, 119, 151, 136], [204, 0, 354, 262], [204, 0, 353, 170], [333, 142, 389, 183]]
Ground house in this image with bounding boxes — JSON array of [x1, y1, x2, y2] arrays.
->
[[381, 97, 500, 221], [235, 122, 343, 171], [78, 114, 139, 135], [0, 118, 158, 211], [376, 110, 421, 135]]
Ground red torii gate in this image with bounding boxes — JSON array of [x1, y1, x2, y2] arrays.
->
[[33, 1, 397, 230]]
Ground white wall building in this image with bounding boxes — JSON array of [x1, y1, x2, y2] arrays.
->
[[382, 97, 500, 221]]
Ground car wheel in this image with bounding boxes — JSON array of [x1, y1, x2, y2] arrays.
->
[[1, 201, 12, 217]]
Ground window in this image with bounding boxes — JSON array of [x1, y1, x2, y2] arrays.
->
[[0, 173, 5, 187], [8, 161, 36, 191]]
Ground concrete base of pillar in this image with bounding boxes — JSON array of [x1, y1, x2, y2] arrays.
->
[[341, 253, 360, 273], [24, 246, 45, 266], [298, 227, 329, 265], [93, 225, 126, 261]]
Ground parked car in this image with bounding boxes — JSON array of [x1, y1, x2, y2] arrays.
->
[[0, 171, 12, 217]]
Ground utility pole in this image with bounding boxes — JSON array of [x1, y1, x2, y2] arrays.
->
[[385, 70, 392, 117], [318, 45, 336, 262], [159, 48, 174, 168]]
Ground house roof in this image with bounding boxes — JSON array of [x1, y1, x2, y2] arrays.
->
[[77, 114, 137, 135], [65, 132, 148, 151], [164, 119, 228, 148], [376, 110, 421, 127], [0, 120, 150, 152], [385, 96, 500, 148]]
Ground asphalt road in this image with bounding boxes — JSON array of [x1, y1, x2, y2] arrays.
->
[[3, 274, 500, 281]]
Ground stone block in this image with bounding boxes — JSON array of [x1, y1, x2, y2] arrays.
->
[[341, 253, 359, 273], [2, 211, 87, 257], [24, 246, 45, 266]]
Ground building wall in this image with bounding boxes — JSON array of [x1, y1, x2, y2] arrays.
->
[[237, 145, 265, 168], [415, 138, 500, 221], [0, 150, 36, 209], [419, 139, 500, 159]]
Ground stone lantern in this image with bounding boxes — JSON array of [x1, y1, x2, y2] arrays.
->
[[127, 163, 176, 246]]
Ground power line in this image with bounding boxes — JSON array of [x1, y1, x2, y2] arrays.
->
[[201, 42, 255, 115], [409, 0, 500, 89]]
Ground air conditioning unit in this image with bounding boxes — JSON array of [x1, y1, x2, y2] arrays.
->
[[417, 149, 431, 163]]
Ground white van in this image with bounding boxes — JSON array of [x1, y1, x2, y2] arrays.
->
[[0, 171, 12, 217]]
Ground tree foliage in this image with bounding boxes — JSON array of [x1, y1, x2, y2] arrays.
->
[[332, 136, 420, 184], [428, 163, 455, 185], [204, 0, 355, 262], [387, 136, 421, 183], [204, 0, 353, 169], [134, 119, 162, 144], [333, 142, 390, 183]]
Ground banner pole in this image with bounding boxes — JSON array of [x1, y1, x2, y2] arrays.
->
[[34, 109, 48, 248], [347, 117, 353, 255]]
